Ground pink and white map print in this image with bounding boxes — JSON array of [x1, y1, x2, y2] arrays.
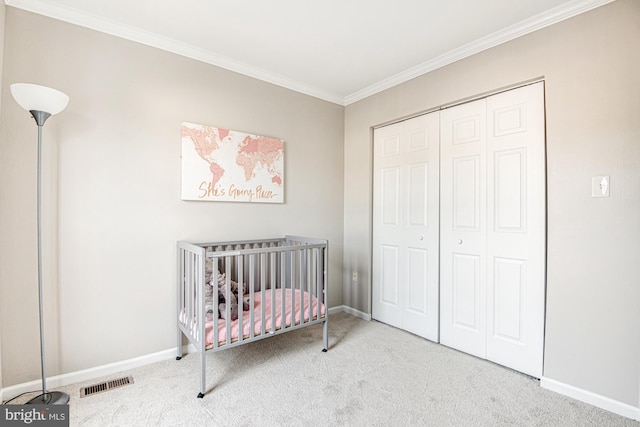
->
[[181, 122, 284, 203]]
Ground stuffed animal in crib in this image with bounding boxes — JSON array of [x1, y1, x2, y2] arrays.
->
[[216, 272, 250, 320], [204, 267, 250, 321]]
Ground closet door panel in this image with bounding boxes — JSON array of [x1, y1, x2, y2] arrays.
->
[[453, 155, 481, 230], [373, 123, 404, 329], [440, 99, 487, 358], [494, 148, 526, 232], [381, 167, 400, 226], [492, 256, 526, 342], [452, 253, 481, 330], [486, 82, 546, 378], [408, 163, 428, 227], [380, 245, 400, 307], [373, 112, 440, 342], [407, 247, 429, 315]]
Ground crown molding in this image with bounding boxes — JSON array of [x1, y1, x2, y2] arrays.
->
[[3, 0, 345, 105], [343, 0, 616, 105], [5, 0, 616, 107]]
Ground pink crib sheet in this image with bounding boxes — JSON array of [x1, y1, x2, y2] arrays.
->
[[206, 288, 325, 348]]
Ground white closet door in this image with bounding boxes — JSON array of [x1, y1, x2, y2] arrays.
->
[[485, 83, 546, 378], [372, 112, 440, 341], [439, 98, 488, 359], [440, 82, 546, 377]]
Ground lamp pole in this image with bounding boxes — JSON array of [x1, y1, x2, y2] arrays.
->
[[31, 110, 61, 404], [11, 84, 70, 405]]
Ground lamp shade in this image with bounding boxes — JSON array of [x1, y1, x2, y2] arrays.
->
[[10, 83, 69, 115]]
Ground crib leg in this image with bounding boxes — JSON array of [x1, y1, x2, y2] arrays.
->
[[198, 349, 206, 398], [322, 318, 329, 352], [176, 328, 183, 360]]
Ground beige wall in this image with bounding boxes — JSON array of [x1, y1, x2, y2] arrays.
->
[[0, 1, 5, 396], [344, 0, 639, 408], [0, 8, 344, 387]]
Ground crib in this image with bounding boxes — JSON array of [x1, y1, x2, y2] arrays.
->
[[176, 236, 329, 398]]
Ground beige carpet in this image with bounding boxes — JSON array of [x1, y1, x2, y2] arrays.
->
[[6, 312, 639, 426]]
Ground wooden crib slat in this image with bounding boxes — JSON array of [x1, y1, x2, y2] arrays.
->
[[212, 266, 219, 350], [260, 252, 266, 336], [307, 247, 312, 323], [185, 252, 192, 330], [270, 251, 276, 334], [280, 248, 287, 330], [224, 255, 232, 346], [289, 249, 295, 328], [189, 254, 202, 344], [299, 248, 304, 325], [249, 253, 255, 340], [316, 247, 322, 319], [237, 255, 244, 344], [199, 252, 205, 341], [184, 251, 188, 315]]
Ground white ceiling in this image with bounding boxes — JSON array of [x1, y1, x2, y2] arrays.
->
[[4, 0, 614, 105]]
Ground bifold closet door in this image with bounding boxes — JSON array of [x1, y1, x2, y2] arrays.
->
[[372, 112, 440, 342], [439, 98, 488, 358], [440, 82, 546, 378]]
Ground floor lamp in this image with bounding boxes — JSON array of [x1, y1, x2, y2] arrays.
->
[[10, 83, 70, 405]]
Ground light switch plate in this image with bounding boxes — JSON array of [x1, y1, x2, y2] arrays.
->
[[591, 176, 610, 198]]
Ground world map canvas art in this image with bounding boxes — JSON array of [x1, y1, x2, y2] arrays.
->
[[181, 122, 284, 203]]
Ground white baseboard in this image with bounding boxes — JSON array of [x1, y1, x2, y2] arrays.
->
[[2, 308, 365, 403], [328, 305, 345, 316], [338, 305, 371, 321], [1, 346, 190, 403], [541, 377, 640, 421]]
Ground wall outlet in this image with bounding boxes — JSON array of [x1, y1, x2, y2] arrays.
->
[[352, 271, 358, 282], [591, 176, 610, 198]]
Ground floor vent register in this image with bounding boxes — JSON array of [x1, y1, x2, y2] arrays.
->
[[80, 375, 134, 398]]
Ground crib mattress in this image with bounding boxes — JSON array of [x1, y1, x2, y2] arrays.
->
[[181, 288, 325, 350]]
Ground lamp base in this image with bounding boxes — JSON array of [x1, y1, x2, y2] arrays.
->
[[26, 391, 69, 405]]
